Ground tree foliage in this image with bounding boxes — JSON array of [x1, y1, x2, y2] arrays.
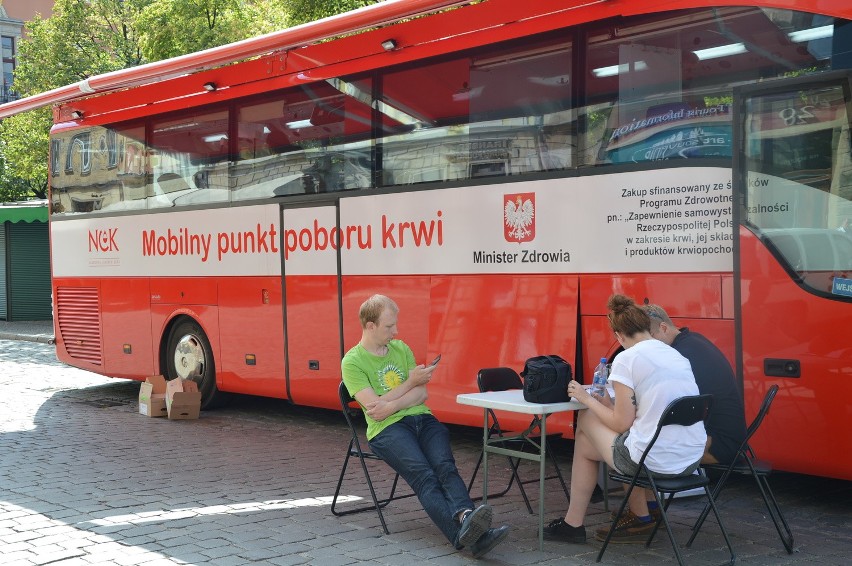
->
[[242, 0, 293, 36], [283, 0, 377, 27], [135, 0, 289, 61], [13, 0, 149, 97], [0, 108, 51, 201]]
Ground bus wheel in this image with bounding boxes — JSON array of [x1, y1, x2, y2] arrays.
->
[[165, 319, 230, 410]]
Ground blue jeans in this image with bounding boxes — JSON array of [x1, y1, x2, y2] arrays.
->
[[369, 414, 474, 544]]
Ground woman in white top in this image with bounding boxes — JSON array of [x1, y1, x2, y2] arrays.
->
[[544, 294, 705, 544]]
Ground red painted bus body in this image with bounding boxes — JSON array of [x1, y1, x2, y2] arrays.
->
[[17, 0, 852, 480]]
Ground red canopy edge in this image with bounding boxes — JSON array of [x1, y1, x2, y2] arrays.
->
[[0, 0, 471, 119]]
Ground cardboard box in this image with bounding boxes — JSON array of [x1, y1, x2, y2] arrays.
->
[[166, 377, 202, 420], [138, 375, 168, 417]]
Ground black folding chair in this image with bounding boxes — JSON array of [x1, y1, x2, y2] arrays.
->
[[466, 367, 570, 514], [688, 384, 793, 553], [330, 382, 415, 534], [597, 394, 735, 566]]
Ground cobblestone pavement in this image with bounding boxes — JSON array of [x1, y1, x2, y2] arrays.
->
[[1, 337, 850, 565]]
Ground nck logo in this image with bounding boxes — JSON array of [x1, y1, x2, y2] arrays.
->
[[88, 228, 119, 252], [503, 192, 535, 243]]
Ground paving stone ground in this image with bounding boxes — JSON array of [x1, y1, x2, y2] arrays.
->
[[0, 330, 850, 565]]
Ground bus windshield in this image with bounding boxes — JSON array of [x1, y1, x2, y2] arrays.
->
[[743, 80, 852, 297]]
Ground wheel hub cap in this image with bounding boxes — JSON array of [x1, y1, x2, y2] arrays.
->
[[174, 335, 205, 381]]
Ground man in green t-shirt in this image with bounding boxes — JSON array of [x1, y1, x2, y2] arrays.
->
[[341, 294, 509, 559]]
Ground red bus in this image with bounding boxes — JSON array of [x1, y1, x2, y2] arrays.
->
[[3, 0, 851, 480]]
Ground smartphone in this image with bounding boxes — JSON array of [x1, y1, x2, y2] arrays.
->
[[429, 354, 442, 367]]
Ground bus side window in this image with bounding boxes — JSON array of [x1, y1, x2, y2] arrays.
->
[[232, 80, 373, 201], [581, 8, 832, 167], [378, 32, 573, 187]]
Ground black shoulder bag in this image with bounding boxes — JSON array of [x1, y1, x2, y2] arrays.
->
[[521, 354, 572, 403]]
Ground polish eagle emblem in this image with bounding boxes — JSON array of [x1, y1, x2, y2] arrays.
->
[[504, 193, 535, 242]]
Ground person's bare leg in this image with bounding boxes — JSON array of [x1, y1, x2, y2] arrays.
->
[[564, 428, 599, 526], [613, 486, 654, 516], [628, 487, 650, 517], [564, 410, 617, 527]]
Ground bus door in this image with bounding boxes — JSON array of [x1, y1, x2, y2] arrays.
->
[[281, 204, 344, 410], [733, 71, 852, 479]]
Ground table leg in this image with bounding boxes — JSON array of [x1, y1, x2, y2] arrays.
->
[[539, 412, 546, 551], [482, 408, 489, 504]]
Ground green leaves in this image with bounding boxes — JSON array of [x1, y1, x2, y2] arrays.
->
[[136, 0, 265, 61], [0, 108, 51, 201], [283, 0, 375, 27]]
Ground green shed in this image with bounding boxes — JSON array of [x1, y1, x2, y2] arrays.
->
[[0, 202, 51, 321]]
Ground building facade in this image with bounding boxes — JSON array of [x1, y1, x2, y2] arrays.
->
[[0, 0, 54, 103]]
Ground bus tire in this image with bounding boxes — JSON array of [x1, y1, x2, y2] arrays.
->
[[165, 318, 231, 410]]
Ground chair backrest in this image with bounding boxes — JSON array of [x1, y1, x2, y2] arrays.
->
[[636, 394, 713, 467], [338, 381, 363, 433], [699, 386, 780, 470], [477, 367, 523, 393], [740, 384, 780, 449], [339, 380, 354, 407], [476, 367, 525, 435], [659, 393, 714, 428]]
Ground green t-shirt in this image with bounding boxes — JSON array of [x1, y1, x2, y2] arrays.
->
[[341, 339, 431, 440]]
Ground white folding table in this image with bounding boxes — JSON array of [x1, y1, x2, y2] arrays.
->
[[456, 390, 585, 550]]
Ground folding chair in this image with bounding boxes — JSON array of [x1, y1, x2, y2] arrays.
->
[[688, 384, 793, 554], [597, 394, 735, 566], [330, 382, 415, 534], [466, 367, 570, 514]]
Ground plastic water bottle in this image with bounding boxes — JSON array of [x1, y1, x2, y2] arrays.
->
[[591, 357, 608, 396]]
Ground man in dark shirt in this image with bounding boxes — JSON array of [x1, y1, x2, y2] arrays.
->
[[643, 304, 747, 464]]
